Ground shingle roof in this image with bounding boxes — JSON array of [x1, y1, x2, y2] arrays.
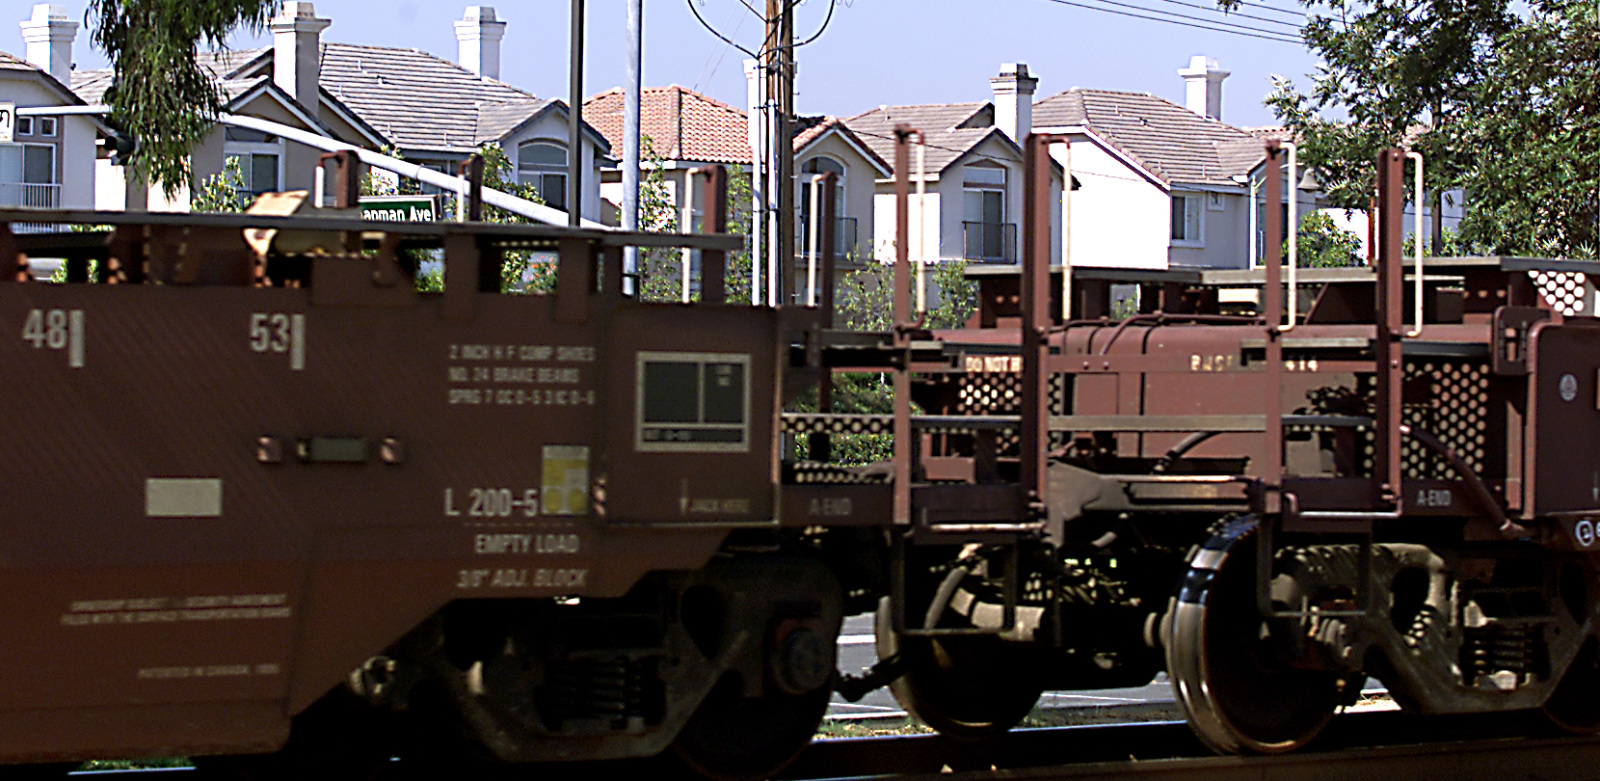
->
[[843, 103, 1006, 173], [793, 115, 891, 173], [71, 43, 604, 156], [584, 85, 750, 164], [72, 47, 268, 105], [1033, 89, 1264, 187], [0, 51, 35, 71], [313, 43, 563, 152]]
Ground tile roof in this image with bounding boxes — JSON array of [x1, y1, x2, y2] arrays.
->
[[843, 103, 1007, 173], [584, 85, 750, 164], [1033, 88, 1265, 187]]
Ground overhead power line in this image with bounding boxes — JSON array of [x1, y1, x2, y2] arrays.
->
[[1142, 0, 1306, 28], [1041, 0, 1304, 43]]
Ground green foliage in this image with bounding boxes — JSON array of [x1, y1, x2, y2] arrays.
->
[[1402, 226, 1469, 257], [191, 156, 247, 213], [837, 258, 976, 331], [1292, 211, 1363, 268], [809, 258, 977, 465], [636, 136, 688, 303], [1260, 0, 1597, 258], [86, 0, 282, 195], [467, 144, 555, 294]]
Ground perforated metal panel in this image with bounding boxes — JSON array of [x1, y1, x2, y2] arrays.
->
[[1530, 270, 1592, 317], [1401, 360, 1490, 479], [781, 413, 892, 437]]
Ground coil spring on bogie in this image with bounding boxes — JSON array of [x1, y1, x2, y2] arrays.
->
[[1461, 624, 1539, 681], [540, 657, 650, 728]]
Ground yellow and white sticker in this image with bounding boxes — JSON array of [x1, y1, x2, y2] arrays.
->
[[540, 446, 589, 516]]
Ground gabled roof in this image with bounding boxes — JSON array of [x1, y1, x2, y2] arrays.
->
[[72, 43, 608, 156], [1032, 88, 1264, 187], [843, 103, 1009, 174], [584, 85, 750, 164], [2, 49, 88, 107], [793, 116, 891, 175]]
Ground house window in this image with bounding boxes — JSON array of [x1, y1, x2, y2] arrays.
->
[[15, 117, 31, 136], [963, 163, 1011, 262], [223, 127, 284, 196], [518, 141, 568, 211], [799, 156, 848, 255], [0, 143, 59, 208], [1171, 193, 1203, 245], [38, 117, 56, 138]]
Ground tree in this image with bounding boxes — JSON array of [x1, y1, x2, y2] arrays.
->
[[1292, 211, 1363, 268], [191, 156, 248, 213], [86, 0, 282, 195], [1258, 0, 1597, 257]]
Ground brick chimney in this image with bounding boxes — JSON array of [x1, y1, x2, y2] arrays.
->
[[19, 4, 76, 85], [1178, 55, 1228, 121], [990, 62, 1038, 142], [455, 6, 507, 80], [270, 2, 330, 118]]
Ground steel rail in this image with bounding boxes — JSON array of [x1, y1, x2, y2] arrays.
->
[[779, 712, 1600, 781]]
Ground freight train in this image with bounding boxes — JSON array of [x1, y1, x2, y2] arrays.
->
[[0, 137, 1595, 781]]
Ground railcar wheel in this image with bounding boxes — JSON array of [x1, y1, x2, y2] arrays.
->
[[1166, 519, 1341, 754], [1543, 637, 1600, 733], [874, 597, 1043, 740], [670, 673, 832, 781]]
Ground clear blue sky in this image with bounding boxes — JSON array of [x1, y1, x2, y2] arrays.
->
[[11, 0, 1323, 129]]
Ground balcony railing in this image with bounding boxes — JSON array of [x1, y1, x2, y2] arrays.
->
[[797, 216, 859, 259], [0, 183, 64, 234], [963, 220, 1017, 264], [0, 182, 60, 209]]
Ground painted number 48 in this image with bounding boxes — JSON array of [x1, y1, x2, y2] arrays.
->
[[22, 308, 83, 368]]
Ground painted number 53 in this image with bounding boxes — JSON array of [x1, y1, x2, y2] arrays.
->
[[249, 312, 305, 370]]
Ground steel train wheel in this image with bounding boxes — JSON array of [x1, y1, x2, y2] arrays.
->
[[1166, 519, 1342, 754], [670, 673, 832, 781], [874, 597, 1043, 740], [1543, 637, 1600, 733]]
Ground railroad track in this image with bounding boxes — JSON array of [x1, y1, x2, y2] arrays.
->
[[779, 711, 1600, 781], [54, 711, 1600, 781]]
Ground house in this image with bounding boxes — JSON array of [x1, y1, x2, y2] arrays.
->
[[0, 4, 105, 212], [842, 65, 1066, 271], [1030, 57, 1303, 271], [69, 3, 610, 221], [583, 84, 887, 268]]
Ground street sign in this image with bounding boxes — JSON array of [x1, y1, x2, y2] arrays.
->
[[360, 195, 439, 222], [0, 104, 14, 144]]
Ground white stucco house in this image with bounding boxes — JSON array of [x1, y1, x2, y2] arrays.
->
[[585, 85, 888, 267], [843, 74, 1066, 273], [0, 5, 104, 212], [67, 3, 609, 219]]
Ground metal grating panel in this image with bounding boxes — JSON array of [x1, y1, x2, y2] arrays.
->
[[1401, 360, 1489, 479], [1530, 270, 1591, 317]]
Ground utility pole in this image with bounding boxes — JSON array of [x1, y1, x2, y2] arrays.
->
[[623, 0, 642, 286], [567, 0, 584, 227], [765, 0, 795, 304]]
